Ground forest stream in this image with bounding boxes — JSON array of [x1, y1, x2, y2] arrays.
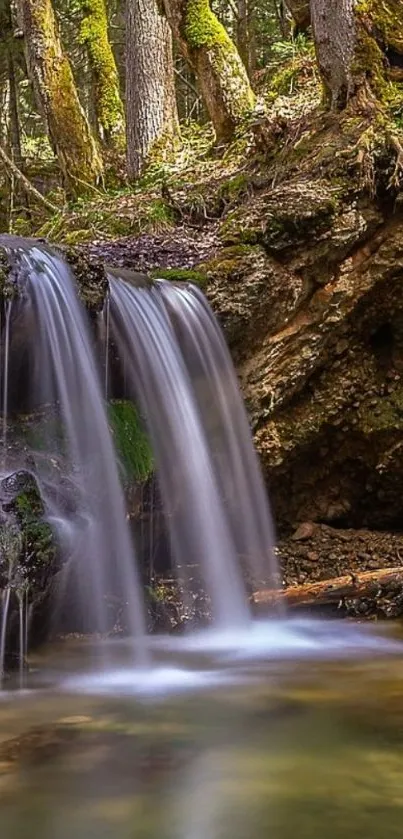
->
[[2, 632, 403, 839], [2, 0, 403, 836]]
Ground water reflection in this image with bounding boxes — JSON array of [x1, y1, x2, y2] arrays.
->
[[0, 640, 403, 837]]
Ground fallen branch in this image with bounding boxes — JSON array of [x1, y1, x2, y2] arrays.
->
[[0, 145, 59, 214], [253, 567, 403, 610]]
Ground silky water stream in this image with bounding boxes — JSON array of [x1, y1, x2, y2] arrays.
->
[[0, 236, 401, 838]]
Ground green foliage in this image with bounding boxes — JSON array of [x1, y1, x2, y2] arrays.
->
[[109, 400, 153, 482], [270, 33, 313, 63]]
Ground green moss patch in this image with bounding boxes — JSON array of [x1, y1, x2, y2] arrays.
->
[[150, 267, 208, 288], [109, 400, 153, 482]]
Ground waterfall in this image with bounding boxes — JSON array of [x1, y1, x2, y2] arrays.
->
[[0, 235, 280, 672], [2, 300, 12, 467], [0, 239, 147, 659], [109, 276, 277, 629], [158, 281, 278, 590]]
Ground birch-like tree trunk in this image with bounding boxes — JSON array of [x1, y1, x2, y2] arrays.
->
[[126, 0, 179, 180]]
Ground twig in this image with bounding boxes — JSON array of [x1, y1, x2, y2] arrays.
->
[[0, 143, 59, 214], [389, 135, 403, 190]]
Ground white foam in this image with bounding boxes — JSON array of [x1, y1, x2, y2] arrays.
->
[[62, 666, 238, 698], [148, 618, 402, 662]]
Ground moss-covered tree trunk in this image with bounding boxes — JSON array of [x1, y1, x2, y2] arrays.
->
[[126, 0, 179, 180], [78, 0, 125, 150], [161, 0, 255, 143], [286, 0, 403, 107], [16, 0, 103, 192]]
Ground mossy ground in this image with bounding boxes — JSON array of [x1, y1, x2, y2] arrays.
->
[[4, 30, 403, 258]]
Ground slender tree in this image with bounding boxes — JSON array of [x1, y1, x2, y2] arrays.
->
[[16, 0, 103, 191], [78, 0, 125, 149], [126, 0, 179, 179], [237, 0, 257, 78], [161, 0, 255, 143]]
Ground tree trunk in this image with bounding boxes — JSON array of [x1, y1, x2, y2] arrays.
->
[[284, 0, 310, 32], [7, 51, 22, 168], [0, 76, 9, 149], [78, 0, 125, 150], [253, 568, 403, 610], [310, 0, 355, 109], [16, 0, 103, 193], [126, 0, 179, 180], [237, 0, 249, 75], [161, 0, 255, 143], [286, 0, 403, 106]]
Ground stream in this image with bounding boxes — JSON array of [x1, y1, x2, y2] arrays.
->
[[1, 623, 403, 838]]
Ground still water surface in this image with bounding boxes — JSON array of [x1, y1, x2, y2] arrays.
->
[[1, 623, 403, 839]]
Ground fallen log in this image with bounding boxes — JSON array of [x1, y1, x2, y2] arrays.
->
[[253, 567, 403, 610]]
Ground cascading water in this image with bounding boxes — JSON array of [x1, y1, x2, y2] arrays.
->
[[0, 235, 400, 695], [158, 280, 278, 590], [2, 300, 12, 466], [109, 277, 251, 630], [0, 238, 147, 663]]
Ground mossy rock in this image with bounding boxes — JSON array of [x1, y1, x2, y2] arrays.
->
[[1, 470, 56, 577], [61, 247, 108, 310], [221, 181, 339, 252], [150, 267, 208, 288]]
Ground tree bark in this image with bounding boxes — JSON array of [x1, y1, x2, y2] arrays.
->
[[286, 0, 403, 107], [253, 568, 403, 610], [237, 0, 249, 75], [126, 0, 179, 180], [16, 0, 103, 193], [78, 0, 125, 149], [310, 0, 355, 109], [161, 0, 255, 143], [284, 0, 310, 32]]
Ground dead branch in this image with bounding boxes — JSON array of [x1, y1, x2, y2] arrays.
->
[[0, 144, 59, 214], [253, 567, 403, 609]]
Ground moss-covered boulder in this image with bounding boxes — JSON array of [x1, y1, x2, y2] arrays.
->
[[1, 471, 56, 588]]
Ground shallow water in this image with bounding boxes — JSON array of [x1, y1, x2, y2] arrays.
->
[[1, 620, 403, 838]]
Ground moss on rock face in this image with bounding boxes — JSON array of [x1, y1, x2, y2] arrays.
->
[[109, 400, 153, 482], [0, 248, 16, 300], [61, 247, 108, 310], [150, 267, 208, 288], [1, 471, 56, 579]]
